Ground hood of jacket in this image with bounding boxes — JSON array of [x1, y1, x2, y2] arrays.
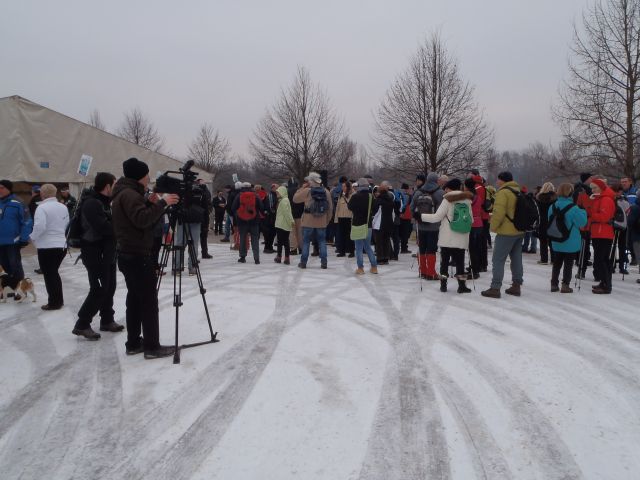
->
[[594, 186, 616, 200], [444, 191, 473, 202], [112, 177, 144, 202], [276, 186, 288, 199], [421, 181, 440, 194], [536, 191, 557, 203], [554, 196, 575, 209], [498, 180, 520, 192]]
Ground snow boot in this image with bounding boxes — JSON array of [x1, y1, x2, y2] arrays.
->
[[440, 277, 447, 292], [560, 283, 573, 293], [274, 256, 282, 263], [355, 267, 365, 275], [505, 283, 521, 296], [481, 288, 501, 298], [550, 281, 559, 292], [457, 280, 471, 294], [283, 257, 290, 265], [370, 266, 378, 274]]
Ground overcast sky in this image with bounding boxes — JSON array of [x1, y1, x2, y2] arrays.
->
[[1, 0, 588, 160]]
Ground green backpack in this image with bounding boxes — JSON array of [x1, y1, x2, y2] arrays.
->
[[449, 202, 472, 233]]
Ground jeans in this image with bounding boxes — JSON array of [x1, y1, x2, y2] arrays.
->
[[354, 228, 377, 269], [76, 245, 116, 329], [522, 231, 538, 252], [490, 234, 524, 289], [117, 253, 161, 351], [0, 244, 24, 279], [174, 222, 200, 270], [224, 214, 232, 239], [301, 227, 327, 265], [551, 252, 576, 286], [38, 248, 66, 307]]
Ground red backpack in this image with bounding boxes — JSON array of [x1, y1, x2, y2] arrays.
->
[[237, 192, 257, 221]]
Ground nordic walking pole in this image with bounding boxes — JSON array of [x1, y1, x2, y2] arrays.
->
[[576, 235, 585, 291]]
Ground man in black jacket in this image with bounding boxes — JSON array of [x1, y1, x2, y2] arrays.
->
[[197, 179, 213, 259], [72, 172, 122, 340], [111, 158, 179, 359]]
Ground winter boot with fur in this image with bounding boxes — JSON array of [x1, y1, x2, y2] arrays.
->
[[457, 279, 471, 294]]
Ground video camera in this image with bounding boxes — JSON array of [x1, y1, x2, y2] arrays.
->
[[155, 159, 206, 211]]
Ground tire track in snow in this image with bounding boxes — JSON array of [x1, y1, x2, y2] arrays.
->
[[110, 269, 355, 480], [357, 282, 451, 480], [440, 337, 584, 480]]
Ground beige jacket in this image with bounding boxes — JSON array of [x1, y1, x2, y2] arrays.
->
[[334, 193, 353, 222], [293, 185, 333, 228]]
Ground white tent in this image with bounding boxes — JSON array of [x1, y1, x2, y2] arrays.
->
[[0, 95, 186, 195]]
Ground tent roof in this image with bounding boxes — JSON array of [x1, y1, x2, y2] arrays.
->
[[0, 95, 187, 183]]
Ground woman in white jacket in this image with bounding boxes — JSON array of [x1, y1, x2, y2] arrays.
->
[[30, 183, 69, 310], [421, 178, 473, 293]]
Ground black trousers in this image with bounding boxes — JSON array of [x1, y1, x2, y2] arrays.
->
[[375, 229, 392, 262], [336, 218, 354, 255], [261, 218, 276, 250], [200, 218, 210, 255], [0, 244, 24, 279], [592, 238, 613, 290], [399, 220, 412, 251], [239, 223, 260, 260], [117, 253, 161, 350], [417, 230, 438, 254], [440, 247, 465, 277], [617, 228, 628, 270], [481, 220, 490, 268], [391, 223, 400, 259], [76, 246, 116, 329], [468, 226, 483, 274], [214, 210, 225, 234], [539, 234, 554, 263], [37, 248, 66, 307], [275, 228, 290, 257], [551, 251, 576, 285]]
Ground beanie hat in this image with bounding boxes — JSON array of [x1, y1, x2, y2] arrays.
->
[[443, 178, 462, 191], [497, 171, 513, 182], [580, 172, 593, 184], [590, 178, 608, 192], [32, 184, 41, 193], [0, 179, 13, 192], [401, 183, 409, 190], [123, 157, 149, 181], [357, 178, 370, 191], [416, 173, 426, 183], [426, 172, 440, 184]]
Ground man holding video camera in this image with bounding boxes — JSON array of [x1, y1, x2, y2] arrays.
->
[[111, 158, 179, 359]]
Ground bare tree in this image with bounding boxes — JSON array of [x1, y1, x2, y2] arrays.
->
[[88, 109, 106, 130], [554, 0, 640, 180], [374, 32, 493, 177], [187, 123, 231, 181], [116, 107, 165, 152], [250, 66, 350, 183]]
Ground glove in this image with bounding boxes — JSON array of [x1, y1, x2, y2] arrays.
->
[[18, 240, 29, 248]]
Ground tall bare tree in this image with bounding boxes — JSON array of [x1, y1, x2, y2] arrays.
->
[[374, 32, 493, 176], [187, 123, 231, 181], [554, 0, 640, 180], [88, 109, 106, 130], [116, 107, 165, 152], [250, 66, 350, 183]]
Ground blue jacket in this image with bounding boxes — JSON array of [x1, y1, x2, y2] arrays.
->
[[0, 194, 33, 246], [548, 196, 587, 253]]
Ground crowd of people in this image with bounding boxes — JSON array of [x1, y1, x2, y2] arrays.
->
[[1, 158, 638, 359]]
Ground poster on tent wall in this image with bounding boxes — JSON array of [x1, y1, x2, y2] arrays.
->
[[78, 154, 93, 177]]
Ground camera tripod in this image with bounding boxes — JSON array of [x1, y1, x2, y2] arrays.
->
[[157, 211, 219, 364]]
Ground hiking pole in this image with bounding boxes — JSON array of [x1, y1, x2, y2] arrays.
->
[[467, 248, 476, 291], [575, 236, 585, 291]]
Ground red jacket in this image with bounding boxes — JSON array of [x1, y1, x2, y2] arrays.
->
[[589, 188, 616, 240], [576, 191, 592, 232], [470, 189, 483, 228], [472, 176, 489, 221]]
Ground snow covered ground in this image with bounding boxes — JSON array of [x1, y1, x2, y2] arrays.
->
[[0, 242, 639, 480]]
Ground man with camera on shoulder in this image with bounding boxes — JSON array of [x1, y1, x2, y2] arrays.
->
[[111, 158, 179, 359]]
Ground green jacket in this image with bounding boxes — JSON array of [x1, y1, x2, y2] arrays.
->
[[275, 186, 294, 231], [490, 181, 523, 236]]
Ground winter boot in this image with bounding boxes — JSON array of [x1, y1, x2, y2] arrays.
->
[[481, 288, 501, 298], [457, 280, 471, 294], [550, 281, 559, 292], [355, 267, 365, 275], [560, 283, 573, 293], [370, 266, 378, 274], [283, 257, 290, 265], [440, 277, 447, 292], [505, 283, 521, 296], [274, 256, 282, 263]]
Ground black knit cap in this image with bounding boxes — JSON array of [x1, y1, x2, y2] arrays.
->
[[464, 178, 477, 191], [444, 178, 462, 191], [497, 171, 513, 182], [401, 183, 409, 190], [123, 157, 149, 181], [0, 179, 12, 192], [580, 172, 593, 184], [416, 173, 426, 183]]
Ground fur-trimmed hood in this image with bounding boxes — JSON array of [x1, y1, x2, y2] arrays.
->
[[444, 191, 473, 202]]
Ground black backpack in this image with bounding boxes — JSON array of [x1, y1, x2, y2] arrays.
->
[[65, 199, 85, 248], [413, 191, 435, 222], [504, 187, 540, 232], [547, 203, 574, 242], [306, 187, 329, 217]]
